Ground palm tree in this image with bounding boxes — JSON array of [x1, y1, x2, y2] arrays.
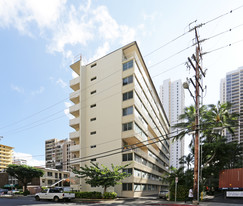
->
[[172, 102, 240, 189], [179, 153, 194, 170]]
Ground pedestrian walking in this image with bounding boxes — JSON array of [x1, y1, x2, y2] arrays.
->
[[185, 188, 193, 203]]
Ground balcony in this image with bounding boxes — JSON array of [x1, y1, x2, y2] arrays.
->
[[70, 60, 80, 75], [70, 76, 80, 91], [122, 131, 147, 152], [69, 103, 80, 118], [69, 117, 80, 130], [70, 144, 80, 152], [70, 131, 80, 140], [70, 90, 80, 104], [70, 104, 80, 117]]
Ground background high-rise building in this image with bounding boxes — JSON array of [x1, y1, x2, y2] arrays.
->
[[160, 79, 185, 169], [45, 138, 71, 171], [0, 144, 14, 171], [12, 158, 27, 165], [69, 42, 170, 197], [220, 67, 243, 143]]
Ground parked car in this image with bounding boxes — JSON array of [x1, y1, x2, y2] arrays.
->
[[158, 190, 169, 199], [35, 187, 75, 202], [0, 189, 8, 195]]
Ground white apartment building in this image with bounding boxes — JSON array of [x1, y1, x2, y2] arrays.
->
[[45, 138, 71, 171], [13, 158, 27, 165], [160, 79, 185, 169], [69, 42, 170, 197], [220, 67, 243, 143]]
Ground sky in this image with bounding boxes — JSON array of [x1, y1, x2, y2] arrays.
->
[[1, 0, 243, 166]]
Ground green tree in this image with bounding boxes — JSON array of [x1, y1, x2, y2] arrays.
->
[[179, 153, 193, 170], [172, 101, 241, 188], [6, 164, 44, 193], [162, 166, 193, 201], [73, 162, 131, 193]]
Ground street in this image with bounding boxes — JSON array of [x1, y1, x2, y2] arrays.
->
[[1, 195, 243, 206]]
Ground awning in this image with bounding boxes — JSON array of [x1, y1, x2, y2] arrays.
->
[[4, 184, 16, 188]]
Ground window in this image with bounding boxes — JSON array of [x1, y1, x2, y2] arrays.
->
[[122, 183, 132, 191], [134, 184, 141, 191], [90, 90, 96, 95], [47, 172, 52, 177], [48, 180, 53, 185], [122, 153, 133, 161], [91, 158, 96, 161], [122, 122, 133, 131], [123, 91, 133, 101], [90, 118, 96, 121], [90, 131, 96, 135], [91, 145, 96, 148], [123, 168, 133, 174], [90, 104, 96, 108], [64, 174, 68, 178], [123, 75, 133, 86], [91, 63, 97, 68], [123, 60, 133, 71], [91, 76, 97, 81], [123, 106, 133, 116]]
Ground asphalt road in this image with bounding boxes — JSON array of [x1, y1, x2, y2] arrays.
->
[[1, 195, 243, 206]]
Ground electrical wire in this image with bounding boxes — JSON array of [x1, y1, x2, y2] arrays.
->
[[203, 38, 243, 56], [3, 4, 243, 143], [28, 120, 243, 168], [203, 4, 243, 26]]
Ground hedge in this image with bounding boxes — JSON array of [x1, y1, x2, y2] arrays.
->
[[66, 191, 117, 199]]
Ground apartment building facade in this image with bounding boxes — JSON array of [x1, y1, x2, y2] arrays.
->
[[13, 158, 27, 165], [160, 79, 185, 169], [45, 138, 71, 171], [220, 67, 243, 143], [0, 144, 14, 171], [69, 42, 170, 197]]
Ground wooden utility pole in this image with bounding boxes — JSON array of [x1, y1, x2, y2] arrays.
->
[[193, 41, 200, 203], [187, 26, 204, 203]]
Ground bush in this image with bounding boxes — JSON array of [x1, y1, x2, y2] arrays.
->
[[170, 185, 188, 201], [23, 190, 30, 196], [74, 191, 102, 199], [103, 192, 117, 199]]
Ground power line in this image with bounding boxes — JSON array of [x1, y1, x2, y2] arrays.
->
[[151, 62, 186, 79], [3, 4, 243, 135], [203, 38, 243, 56], [203, 4, 243, 26], [35, 120, 243, 168], [149, 45, 193, 69], [144, 31, 190, 57], [204, 22, 243, 42]]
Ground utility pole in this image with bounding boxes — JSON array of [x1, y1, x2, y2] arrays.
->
[[186, 26, 205, 204]]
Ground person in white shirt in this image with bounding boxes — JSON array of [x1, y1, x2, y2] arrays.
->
[[185, 188, 193, 203]]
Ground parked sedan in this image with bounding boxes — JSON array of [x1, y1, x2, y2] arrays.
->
[[158, 190, 169, 199], [0, 189, 8, 194]]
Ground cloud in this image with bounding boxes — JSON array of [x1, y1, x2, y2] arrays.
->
[[0, 1, 136, 63], [11, 84, 25, 94], [56, 78, 67, 88], [64, 102, 72, 119], [31, 86, 45, 95], [0, 0, 66, 36], [13, 152, 45, 167], [143, 12, 158, 21], [89, 42, 110, 62]]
